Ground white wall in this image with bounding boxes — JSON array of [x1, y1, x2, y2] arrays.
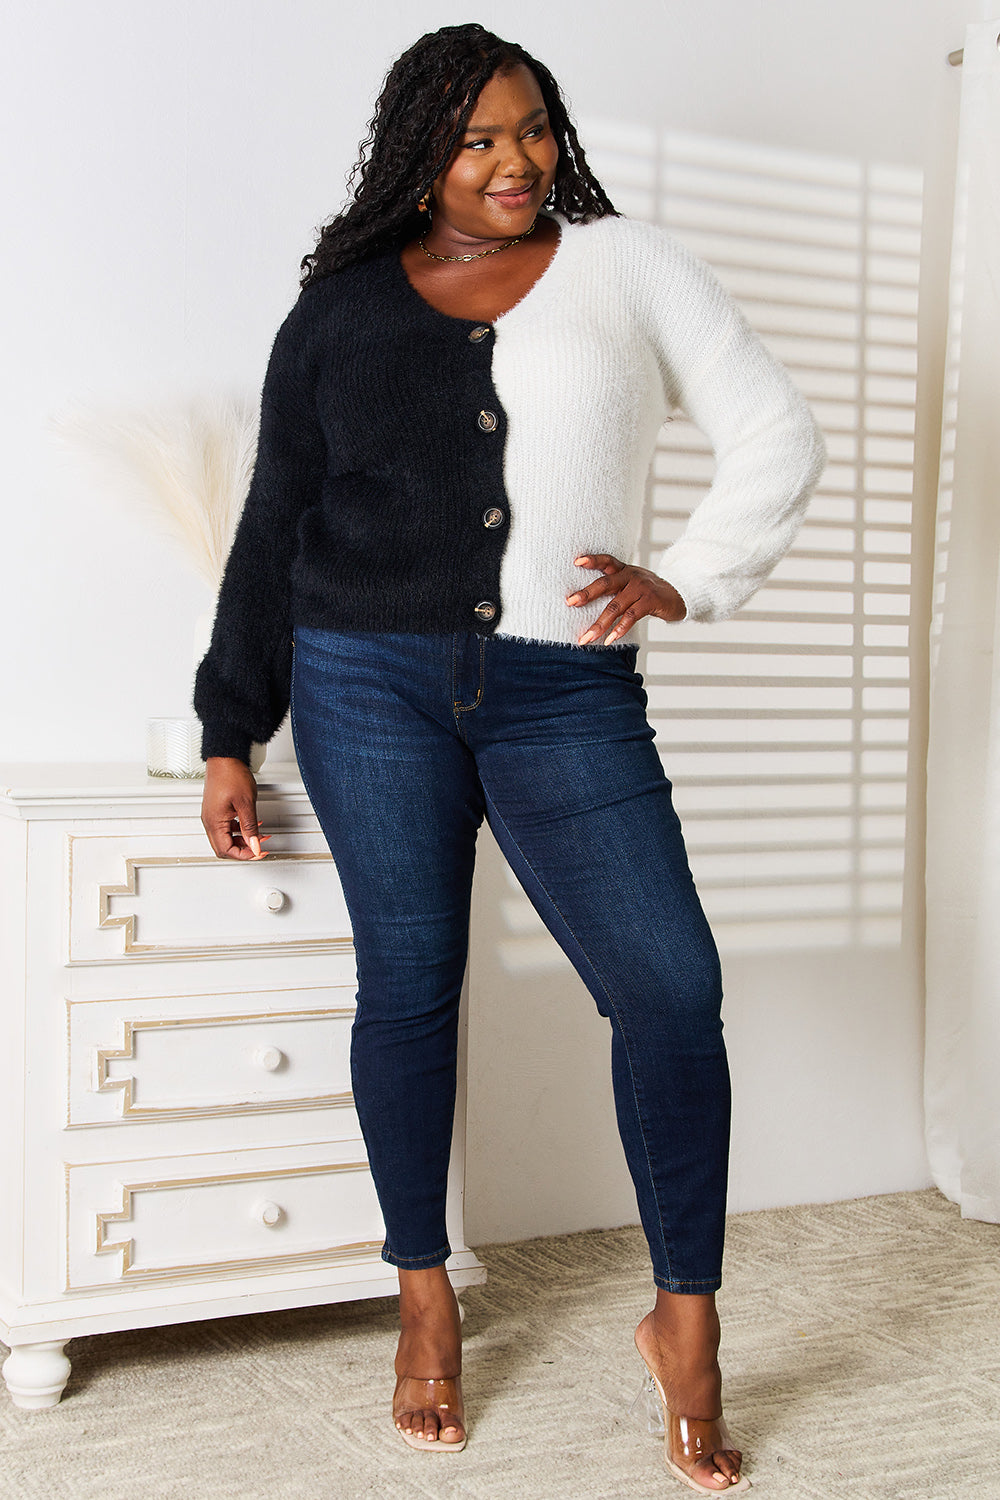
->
[[0, 1, 984, 1248]]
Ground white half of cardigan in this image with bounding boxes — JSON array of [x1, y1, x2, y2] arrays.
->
[[487, 212, 826, 647]]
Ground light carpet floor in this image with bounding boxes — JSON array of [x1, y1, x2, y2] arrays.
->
[[1, 1187, 998, 1500]]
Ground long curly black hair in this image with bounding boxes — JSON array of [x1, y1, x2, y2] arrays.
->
[[300, 23, 617, 286]]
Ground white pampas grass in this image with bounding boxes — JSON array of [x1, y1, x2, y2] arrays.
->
[[51, 396, 260, 589]]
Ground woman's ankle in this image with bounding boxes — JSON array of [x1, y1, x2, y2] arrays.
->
[[398, 1265, 458, 1319], [650, 1290, 720, 1346], [396, 1266, 462, 1377]]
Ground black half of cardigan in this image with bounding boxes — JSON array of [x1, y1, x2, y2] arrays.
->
[[291, 250, 511, 632], [194, 249, 514, 763]]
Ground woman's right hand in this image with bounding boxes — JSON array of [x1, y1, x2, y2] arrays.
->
[[201, 756, 270, 860]]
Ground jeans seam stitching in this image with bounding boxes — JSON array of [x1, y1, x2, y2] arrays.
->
[[654, 1275, 721, 1290], [383, 1244, 452, 1269], [289, 641, 319, 813], [480, 785, 675, 1286], [452, 633, 484, 714], [451, 633, 466, 739]]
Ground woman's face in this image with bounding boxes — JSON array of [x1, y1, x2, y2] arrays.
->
[[429, 63, 560, 242]]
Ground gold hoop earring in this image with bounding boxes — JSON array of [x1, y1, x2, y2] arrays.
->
[[417, 193, 431, 215]]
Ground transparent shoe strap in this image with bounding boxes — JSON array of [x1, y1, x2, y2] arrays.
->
[[628, 1369, 665, 1436]]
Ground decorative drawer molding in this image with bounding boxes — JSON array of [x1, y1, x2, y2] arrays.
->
[[67, 831, 353, 963], [66, 988, 358, 1125], [66, 1148, 385, 1289], [0, 764, 484, 1409]]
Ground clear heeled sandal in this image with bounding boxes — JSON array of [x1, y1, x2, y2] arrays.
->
[[630, 1365, 750, 1493], [393, 1374, 467, 1452]]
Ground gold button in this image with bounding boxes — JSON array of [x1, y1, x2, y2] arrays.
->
[[468, 325, 491, 342], [474, 600, 497, 621], [483, 508, 505, 528], [477, 409, 498, 432]]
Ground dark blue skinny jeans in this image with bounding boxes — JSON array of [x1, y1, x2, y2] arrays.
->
[[290, 626, 730, 1293]]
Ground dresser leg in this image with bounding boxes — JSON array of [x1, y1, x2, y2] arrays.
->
[[2, 1341, 72, 1408]]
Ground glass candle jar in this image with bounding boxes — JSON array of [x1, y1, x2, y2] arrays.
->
[[146, 717, 206, 779]]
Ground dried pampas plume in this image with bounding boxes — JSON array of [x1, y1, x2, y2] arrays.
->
[[51, 396, 260, 590]]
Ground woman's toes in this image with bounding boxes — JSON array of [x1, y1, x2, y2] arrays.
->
[[399, 1408, 428, 1438], [708, 1450, 741, 1485], [693, 1457, 732, 1488], [420, 1406, 458, 1442], [424, 1409, 464, 1443]]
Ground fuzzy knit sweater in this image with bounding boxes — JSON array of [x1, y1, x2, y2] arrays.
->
[[194, 210, 826, 764]]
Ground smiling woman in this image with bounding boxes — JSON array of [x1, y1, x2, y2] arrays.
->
[[298, 25, 616, 284], [428, 67, 559, 234], [399, 66, 563, 322], [193, 20, 824, 1492]]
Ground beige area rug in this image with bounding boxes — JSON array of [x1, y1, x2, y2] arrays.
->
[[1, 1187, 998, 1500]]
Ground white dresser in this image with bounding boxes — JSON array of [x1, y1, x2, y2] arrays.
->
[[0, 762, 484, 1409]]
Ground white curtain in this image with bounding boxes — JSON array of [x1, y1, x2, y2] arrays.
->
[[925, 20, 1000, 1224]]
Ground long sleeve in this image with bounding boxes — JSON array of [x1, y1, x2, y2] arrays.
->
[[193, 296, 325, 764], [640, 227, 827, 621]]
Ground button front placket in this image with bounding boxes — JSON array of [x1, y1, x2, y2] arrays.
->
[[462, 318, 503, 634]]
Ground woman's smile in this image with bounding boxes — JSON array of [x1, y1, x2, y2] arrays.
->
[[485, 183, 538, 208]]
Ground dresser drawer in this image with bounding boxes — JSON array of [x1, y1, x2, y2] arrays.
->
[[66, 987, 357, 1125], [65, 1144, 385, 1289], [67, 830, 353, 962]]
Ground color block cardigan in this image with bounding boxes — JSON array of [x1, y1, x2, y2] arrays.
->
[[194, 211, 826, 764]]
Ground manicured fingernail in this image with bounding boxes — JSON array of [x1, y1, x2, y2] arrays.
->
[[250, 837, 262, 857], [567, 593, 581, 604], [579, 632, 595, 644], [575, 556, 589, 564]]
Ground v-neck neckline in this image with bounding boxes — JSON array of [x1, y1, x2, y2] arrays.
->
[[393, 212, 568, 328]]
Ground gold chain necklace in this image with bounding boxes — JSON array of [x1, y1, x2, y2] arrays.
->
[[419, 219, 537, 263]]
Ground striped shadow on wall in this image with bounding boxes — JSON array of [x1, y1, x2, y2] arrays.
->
[[584, 125, 922, 955]]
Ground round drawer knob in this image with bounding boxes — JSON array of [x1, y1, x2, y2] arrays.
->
[[254, 1045, 285, 1073], [255, 1200, 284, 1228], [259, 888, 287, 913]]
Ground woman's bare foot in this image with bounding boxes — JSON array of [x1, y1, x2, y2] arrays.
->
[[635, 1292, 744, 1490], [393, 1265, 465, 1445]]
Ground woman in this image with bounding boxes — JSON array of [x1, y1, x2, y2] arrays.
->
[[195, 22, 825, 1493]]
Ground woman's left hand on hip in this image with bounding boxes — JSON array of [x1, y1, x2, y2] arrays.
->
[[566, 554, 686, 644]]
